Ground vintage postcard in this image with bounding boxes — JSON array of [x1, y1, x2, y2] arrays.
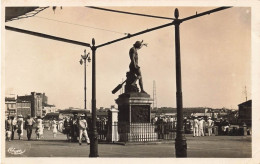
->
[[1, 0, 260, 164]]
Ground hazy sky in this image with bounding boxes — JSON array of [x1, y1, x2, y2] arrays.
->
[[4, 7, 251, 110]]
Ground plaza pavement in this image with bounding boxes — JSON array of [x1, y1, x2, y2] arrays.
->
[[4, 129, 251, 158]]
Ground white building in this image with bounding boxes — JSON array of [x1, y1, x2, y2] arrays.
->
[[42, 105, 57, 116]]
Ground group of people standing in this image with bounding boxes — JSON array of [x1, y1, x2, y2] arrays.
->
[[193, 116, 214, 137], [5, 115, 18, 141], [5, 114, 59, 141], [63, 114, 90, 145], [152, 116, 176, 124], [5, 115, 27, 141], [5, 113, 90, 146]]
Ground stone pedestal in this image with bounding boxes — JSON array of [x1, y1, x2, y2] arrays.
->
[[116, 92, 156, 142], [115, 92, 153, 123], [107, 106, 119, 142]]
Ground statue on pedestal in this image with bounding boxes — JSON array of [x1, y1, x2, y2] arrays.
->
[[126, 40, 147, 93], [112, 40, 147, 94]]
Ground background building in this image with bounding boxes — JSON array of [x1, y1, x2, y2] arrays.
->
[[16, 100, 31, 117], [5, 94, 17, 117], [238, 100, 252, 126], [42, 104, 57, 116], [16, 92, 54, 117]]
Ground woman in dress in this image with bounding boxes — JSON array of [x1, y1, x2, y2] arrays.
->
[[35, 116, 43, 140], [5, 116, 12, 142], [63, 117, 71, 141], [17, 115, 24, 140], [52, 119, 58, 138]]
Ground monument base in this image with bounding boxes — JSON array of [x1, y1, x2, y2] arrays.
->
[[116, 92, 153, 123], [118, 123, 158, 142]]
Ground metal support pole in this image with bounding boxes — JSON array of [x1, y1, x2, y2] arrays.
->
[[174, 8, 187, 157], [89, 38, 99, 157], [84, 58, 87, 109]]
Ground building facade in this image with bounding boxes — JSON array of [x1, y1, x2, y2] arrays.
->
[[42, 105, 57, 116], [5, 95, 17, 117], [17, 92, 50, 117], [238, 100, 252, 126], [16, 100, 31, 117]]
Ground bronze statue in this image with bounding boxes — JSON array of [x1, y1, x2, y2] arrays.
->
[[112, 40, 147, 94], [128, 40, 147, 93]]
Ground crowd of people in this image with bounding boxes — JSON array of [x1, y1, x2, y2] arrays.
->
[[6, 115, 40, 141], [5, 113, 91, 146], [62, 113, 90, 145], [6, 112, 233, 145], [152, 116, 176, 123], [192, 116, 214, 137], [151, 115, 228, 137], [192, 116, 233, 137], [5, 114, 56, 141], [216, 118, 231, 135]]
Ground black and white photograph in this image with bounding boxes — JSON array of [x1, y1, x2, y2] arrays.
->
[[1, 1, 260, 164]]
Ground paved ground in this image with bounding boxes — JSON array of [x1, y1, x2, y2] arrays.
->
[[4, 129, 251, 158]]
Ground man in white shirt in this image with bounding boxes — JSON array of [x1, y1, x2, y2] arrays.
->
[[78, 114, 90, 145], [193, 116, 199, 137], [198, 117, 205, 137], [207, 117, 214, 136]]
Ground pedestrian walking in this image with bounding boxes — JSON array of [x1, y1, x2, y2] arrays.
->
[[202, 117, 206, 135], [35, 116, 43, 140], [5, 116, 13, 141], [63, 117, 71, 141], [9, 116, 17, 140], [169, 116, 174, 122], [154, 116, 158, 123], [58, 119, 63, 132], [183, 117, 187, 133], [222, 119, 230, 135], [78, 114, 90, 145], [207, 117, 214, 136], [25, 115, 35, 141], [52, 119, 58, 138], [71, 114, 79, 142], [198, 117, 205, 136], [193, 116, 199, 137], [17, 115, 24, 140], [218, 118, 224, 135], [47, 120, 51, 131]]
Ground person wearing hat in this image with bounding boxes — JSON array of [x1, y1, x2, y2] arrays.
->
[[5, 116, 13, 141], [78, 114, 90, 145], [193, 116, 199, 137], [207, 117, 214, 136], [129, 40, 147, 93], [222, 118, 230, 135], [52, 119, 58, 138], [25, 115, 35, 140], [17, 115, 24, 140], [9, 116, 17, 140], [202, 117, 206, 136], [35, 116, 43, 140], [198, 117, 205, 136], [71, 114, 79, 142]]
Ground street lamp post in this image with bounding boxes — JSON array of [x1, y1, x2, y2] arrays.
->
[[89, 38, 99, 157], [174, 8, 187, 157], [80, 50, 91, 109]]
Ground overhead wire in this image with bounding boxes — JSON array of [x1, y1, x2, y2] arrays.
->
[[87, 6, 175, 20], [34, 15, 128, 35]]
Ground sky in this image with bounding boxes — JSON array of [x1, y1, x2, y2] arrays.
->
[[4, 7, 251, 110]]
